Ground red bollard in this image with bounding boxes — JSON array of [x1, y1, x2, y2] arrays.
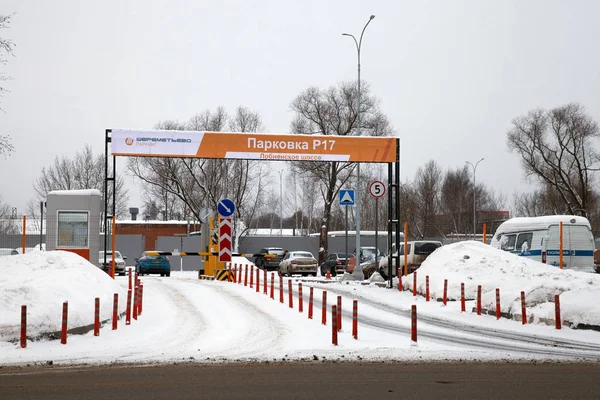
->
[[443, 279, 448, 306], [426, 275, 430, 302], [521, 291, 527, 325], [476, 285, 482, 315], [352, 300, 358, 340], [126, 289, 132, 325], [270, 273, 275, 299], [128, 268, 132, 290], [322, 291, 327, 325], [555, 294, 561, 330], [337, 295, 342, 332], [139, 283, 144, 315], [227, 263, 231, 283], [460, 282, 465, 312], [237, 265, 241, 284], [308, 287, 314, 319], [94, 297, 100, 336], [279, 276, 284, 303], [398, 274, 403, 291], [495, 288, 501, 320], [288, 279, 293, 308], [250, 265, 254, 288], [413, 271, 417, 297], [411, 304, 417, 342], [332, 305, 338, 346], [61, 301, 68, 345], [20, 305, 27, 348], [133, 286, 139, 320], [244, 265, 248, 286], [256, 269, 260, 293], [135, 272, 139, 288], [264, 269, 267, 294], [298, 283, 303, 313], [112, 293, 118, 330]]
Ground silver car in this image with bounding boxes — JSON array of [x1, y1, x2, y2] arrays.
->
[[99, 250, 128, 275], [278, 251, 318, 277]]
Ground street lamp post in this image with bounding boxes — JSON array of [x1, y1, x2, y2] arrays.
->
[[343, 14, 375, 262], [278, 169, 284, 237], [466, 158, 484, 240]]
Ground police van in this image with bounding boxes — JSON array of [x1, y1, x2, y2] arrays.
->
[[489, 215, 595, 273]]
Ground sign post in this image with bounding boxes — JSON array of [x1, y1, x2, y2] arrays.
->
[[340, 190, 359, 279], [218, 199, 236, 263], [369, 181, 386, 272]]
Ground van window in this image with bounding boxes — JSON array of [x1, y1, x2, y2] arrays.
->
[[398, 244, 405, 255], [501, 234, 517, 251], [516, 233, 533, 252]]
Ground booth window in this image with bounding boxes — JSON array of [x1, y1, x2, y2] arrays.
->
[[57, 211, 89, 248]]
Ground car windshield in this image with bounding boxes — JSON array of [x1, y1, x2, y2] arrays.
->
[[338, 253, 352, 259], [100, 251, 122, 259], [270, 250, 285, 256], [413, 242, 441, 255], [293, 252, 314, 258]]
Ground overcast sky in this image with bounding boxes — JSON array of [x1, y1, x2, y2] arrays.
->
[[1, 0, 599, 215]]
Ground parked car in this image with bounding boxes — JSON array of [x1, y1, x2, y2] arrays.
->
[[319, 252, 352, 276], [278, 251, 318, 277], [253, 247, 286, 271], [135, 251, 171, 277], [378, 240, 443, 278], [0, 248, 16, 257], [595, 249, 600, 274], [99, 250, 127, 275]]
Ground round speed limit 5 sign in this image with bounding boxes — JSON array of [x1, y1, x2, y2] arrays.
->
[[369, 181, 386, 198]]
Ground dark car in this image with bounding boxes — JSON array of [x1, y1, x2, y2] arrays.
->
[[135, 251, 171, 277], [253, 247, 286, 271], [319, 252, 352, 277]]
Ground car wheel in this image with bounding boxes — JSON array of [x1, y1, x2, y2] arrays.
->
[[166, 271, 170, 277], [379, 268, 389, 280]]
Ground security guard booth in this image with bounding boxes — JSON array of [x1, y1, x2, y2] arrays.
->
[[46, 189, 102, 264]]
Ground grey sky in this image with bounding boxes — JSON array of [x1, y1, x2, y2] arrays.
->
[[2, 0, 600, 214]]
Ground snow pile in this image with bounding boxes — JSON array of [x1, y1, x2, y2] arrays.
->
[[0, 251, 128, 341], [412, 241, 600, 327]]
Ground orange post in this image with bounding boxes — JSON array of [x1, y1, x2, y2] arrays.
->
[[460, 282, 466, 312], [332, 305, 338, 346], [126, 289, 132, 325], [413, 271, 417, 297], [270, 273, 275, 299], [352, 300, 358, 340], [250, 265, 254, 288], [111, 216, 116, 279], [20, 305, 27, 348], [112, 293, 118, 330], [403, 222, 409, 277], [263, 269, 267, 294], [398, 274, 403, 292], [128, 268, 132, 290], [133, 286, 138, 320], [325, 270, 331, 280], [244, 265, 248, 286], [482, 223, 487, 244], [256, 269, 260, 293], [288, 279, 293, 308], [298, 283, 303, 313], [425, 275, 430, 302], [521, 291, 527, 325], [138, 282, 144, 315], [476, 285, 482, 315], [443, 279, 448, 306], [21, 216, 26, 255], [94, 297, 100, 336], [411, 304, 417, 342], [322, 291, 327, 325], [308, 287, 314, 319], [555, 294, 561, 330], [337, 295, 342, 332], [227, 263, 231, 283], [559, 221, 563, 269], [60, 301, 68, 344], [279, 276, 284, 303], [495, 288, 501, 320]]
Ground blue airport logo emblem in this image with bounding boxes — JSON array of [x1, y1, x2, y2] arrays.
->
[[339, 189, 355, 206]]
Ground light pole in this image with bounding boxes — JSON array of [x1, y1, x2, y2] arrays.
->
[[278, 169, 284, 237], [343, 14, 375, 260], [466, 158, 484, 240]]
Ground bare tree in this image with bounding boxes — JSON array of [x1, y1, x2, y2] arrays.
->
[[0, 13, 15, 157], [33, 145, 129, 217], [507, 103, 600, 217], [289, 81, 393, 261], [411, 160, 444, 238]]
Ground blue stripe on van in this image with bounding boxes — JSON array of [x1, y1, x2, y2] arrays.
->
[[511, 249, 594, 257]]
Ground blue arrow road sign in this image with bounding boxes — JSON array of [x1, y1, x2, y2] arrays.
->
[[339, 189, 355, 206], [217, 198, 236, 217]]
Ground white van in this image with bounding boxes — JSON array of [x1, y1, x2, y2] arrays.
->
[[490, 215, 595, 272]]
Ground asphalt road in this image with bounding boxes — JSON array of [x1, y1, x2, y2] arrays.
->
[[1, 362, 598, 400]]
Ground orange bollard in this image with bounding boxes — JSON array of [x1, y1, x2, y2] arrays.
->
[[112, 293, 118, 330], [555, 294, 561, 330], [244, 265, 248, 286], [288, 279, 293, 308], [126, 289, 132, 325], [237, 265, 241, 284], [60, 301, 68, 344], [256, 269, 260, 293], [322, 291, 327, 325], [20, 305, 27, 348], [139, 282, 144, 315], [337, 295, 342, 332], [352, 300, 358, 340], [413, 271, 417, 297], [521, 291, 527, 325], [250, 265, 254, 288], [264, 269, 267, 294], [94, 297, 100, 336], [308, 287, 314, 319], [426, 275, 430, 301], [443, 279, 448, 306], [128, 268, 132, 290], [326, 270, 331, 280], [133, 286, 139, 320], [495, 288, 501, 320], [270, 273, 275, 299], [227, 263, 231, 283], [411, 304, 417, 342], [332, 305, 338, 346], [279, 276, 284, 303], [460, 282, 466, 312], [298, 283, 303, 313], [476, 285, 482, 315], [398, 274, 403, 291]]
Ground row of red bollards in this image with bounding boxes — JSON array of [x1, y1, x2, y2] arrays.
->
[[20, 269, 144, 349], [400, 273, 563, 330], [228, 263, 361, 345]]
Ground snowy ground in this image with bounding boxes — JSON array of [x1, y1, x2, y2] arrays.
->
[[1, 241, 600, 367]]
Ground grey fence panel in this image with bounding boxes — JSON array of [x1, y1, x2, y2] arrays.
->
[[156, 236, 204, 271]]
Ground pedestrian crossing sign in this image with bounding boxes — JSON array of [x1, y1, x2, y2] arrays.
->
[[339, 189, 355, 206]]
